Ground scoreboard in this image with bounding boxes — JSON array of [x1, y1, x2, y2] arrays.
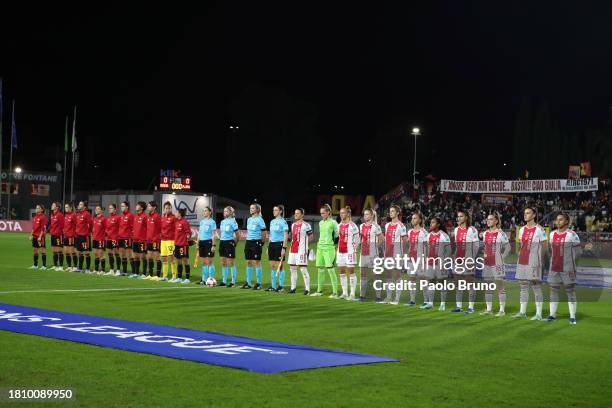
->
[[159, 169, 191, 191]]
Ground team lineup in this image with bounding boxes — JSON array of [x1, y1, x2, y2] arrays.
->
[[29, 201, 581, 325]]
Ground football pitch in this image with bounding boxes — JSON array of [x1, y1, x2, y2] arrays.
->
[[1, 232, 611, 407]]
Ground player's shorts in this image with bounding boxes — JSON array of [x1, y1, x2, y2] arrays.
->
[[174, 245, 189, 259], [118, 238, 132, 250], [359, 254, 376, 268], [547, 270, 577, 286], [423, 266, 449, 280], [31, 236, 45, 248], [316, 247, 336, 268], [336, 251, 357, 267], [516, 263, 543, 281], [160, 240, 174, 257], [63, 236, 75, 247], [244, 240, 263, 260], [482, 264, 505, 280], [451, 258, 476, 276], [220, 240, 236, 258], [76, 235, 91, 252], [105, 239, 118, 250], [51, 235, 63, 247], [288, 251, 308, 266], [92, 239, 105, 250], [268, 241, 284, 262], [132, 241, 146, 254], [198, 239, 214, 258], [147, 241, 160, 252]]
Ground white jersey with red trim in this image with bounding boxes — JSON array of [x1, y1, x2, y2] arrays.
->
[[549, 229, 581, 273], [384, 222, 407, 257], [407, 228, 428, 261], [426, 230, 451, 262], [290, 221, 312, 256], [453, 226, 480, 259], [337, 221, 359, 255], [517, 225, 547, 268], [360, 222, 382, 256], [482, 229, 511, 267]]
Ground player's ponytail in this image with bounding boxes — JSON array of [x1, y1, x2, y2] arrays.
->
[[344, 206, 352, 220]]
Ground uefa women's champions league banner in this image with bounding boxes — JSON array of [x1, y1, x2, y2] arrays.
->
[[440, 178, 599, 193]]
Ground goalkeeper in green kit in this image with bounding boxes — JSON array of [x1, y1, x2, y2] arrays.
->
[[310, 204, 340, 298]]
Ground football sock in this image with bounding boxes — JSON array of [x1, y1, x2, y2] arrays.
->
[[290, 266, 298, 290], [317, 268, 325, 292], [340, 274, 348, 296], [349, 274, 356, 298], [256, 266, 262, 284], [300, 267, 310, 291], [222, 267, 228, 284], [328, 268, 338, 294], [279, 269, 286, 287], [246, 266, 253, 286]]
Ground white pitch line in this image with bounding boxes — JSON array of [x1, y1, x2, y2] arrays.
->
[[0, 286, 204, 294]]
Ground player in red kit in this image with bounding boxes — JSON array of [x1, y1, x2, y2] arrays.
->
[[63, 203, 78, 271], [130, 202, 148, 278], [118, 201, 134, 276], [173, 208, 193, 283], [75, 201, 94, 273], [49, 202, 65, 271], [105, 204, 121, 276], [92, 205, 107, 274], [145, 201, 162, 280], [30, 204, 48, 269]]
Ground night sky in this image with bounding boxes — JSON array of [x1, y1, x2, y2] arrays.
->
[[2, 3, 612, 210]]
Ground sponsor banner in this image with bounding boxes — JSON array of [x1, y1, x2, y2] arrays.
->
[[440, 178, 598, 193], [0, 304, 398, 374], [0, 220, 31, 233], [162, 194, 214, 227], [481, 194, 513, 206]]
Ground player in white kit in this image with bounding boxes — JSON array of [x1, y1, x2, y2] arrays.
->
[[514, 207, 547, 320], [546, 212, 581, 325], [480, 212, 511, 316], [336, 206, 360, 300], [405, 211, 428, 307], [288, 208, 313, 295], [378, 205, 407, 304], [424, 216, 452, 310], [359, 208, 383, 301], [451, 210, 480, 314]]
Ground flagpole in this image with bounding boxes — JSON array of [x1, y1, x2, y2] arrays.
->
[[7, 100, 14, 220], [62, 116, 68, 206], [70, 106, 76, 202], [0, 77, 3, 211]]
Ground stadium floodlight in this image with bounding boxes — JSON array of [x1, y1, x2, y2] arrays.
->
[[412, 127, 420, 135], [229, 126, 234, 129], [14, 166, 22, 174]]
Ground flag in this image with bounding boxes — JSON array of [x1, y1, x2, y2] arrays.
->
[[71, 106, 77, 152], [11, 100, 17, 150]]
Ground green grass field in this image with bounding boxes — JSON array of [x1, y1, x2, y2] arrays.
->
[[1, 232, 611, 407]]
